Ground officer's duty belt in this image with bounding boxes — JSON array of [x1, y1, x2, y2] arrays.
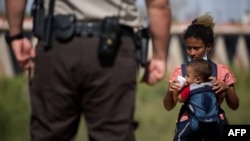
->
[[74, 21, 134, 37]]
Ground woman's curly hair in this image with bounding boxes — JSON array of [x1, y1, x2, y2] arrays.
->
[[192, 13, 215, 29], [184, 13, 215, 47]]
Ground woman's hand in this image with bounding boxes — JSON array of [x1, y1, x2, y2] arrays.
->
[[209, 76, 229, 94], [168, 79, 181, 92]]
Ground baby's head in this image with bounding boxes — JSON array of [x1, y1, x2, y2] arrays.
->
[[186, 59, 212, 84]]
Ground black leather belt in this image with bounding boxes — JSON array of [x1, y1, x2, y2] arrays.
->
[[53, 15, 134, 41], [74, 21, 134, 37], [74, 22, 101, 36]]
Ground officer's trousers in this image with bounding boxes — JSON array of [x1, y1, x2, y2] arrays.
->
[[29, 35, 137, 141]]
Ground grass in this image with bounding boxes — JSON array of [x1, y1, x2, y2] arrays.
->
[[0, 67, 249, 141], [220, 67, 250, 125], [134, 78, 177, 141], [0, 75, 30, 141]]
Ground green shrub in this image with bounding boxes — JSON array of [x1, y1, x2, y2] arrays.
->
[[0, 75, 30, 141], [221, 67, 250, 124]]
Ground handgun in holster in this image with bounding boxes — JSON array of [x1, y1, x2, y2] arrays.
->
[[134, 28, 150, 67], [31, 0, 54, 49], [31, 0, 45, 39]]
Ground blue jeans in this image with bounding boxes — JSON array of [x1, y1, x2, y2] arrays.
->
[[174, 118, 224, 141], [174, 120, 193, 141]]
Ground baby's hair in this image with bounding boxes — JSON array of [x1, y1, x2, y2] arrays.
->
[[191, 13, 215, 29], [187, 59, 212, 82]]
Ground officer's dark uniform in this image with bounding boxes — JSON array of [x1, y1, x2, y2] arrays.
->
[[30, 0, 141, 140]]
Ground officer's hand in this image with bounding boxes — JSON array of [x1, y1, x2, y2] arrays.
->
[[141, 58, 166, 85], [11, 37, 35, 70]]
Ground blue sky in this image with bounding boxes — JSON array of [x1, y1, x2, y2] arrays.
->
[[1, 0, 250, 23], [137, 0, 250, 23], [0, 0, 33, 15]]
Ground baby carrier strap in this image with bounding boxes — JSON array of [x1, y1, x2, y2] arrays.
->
[[181, 60, 217, 77]]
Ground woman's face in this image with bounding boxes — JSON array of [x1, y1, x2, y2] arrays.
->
[[185, 37, 211, 60]]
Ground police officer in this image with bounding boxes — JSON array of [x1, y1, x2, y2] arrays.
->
[[5, 0, 171, 140]]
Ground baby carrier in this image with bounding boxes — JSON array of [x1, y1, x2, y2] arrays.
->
[[179, 60, 222, 140], [186, 83, 220, 131]]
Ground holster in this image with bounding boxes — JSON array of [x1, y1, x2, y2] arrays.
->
[[31, 0, 45, 40], [134, 28, 150, 67], [54, 15, 76, 41], [98, 16, 121, 59], [31, 0, 55, 48]]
